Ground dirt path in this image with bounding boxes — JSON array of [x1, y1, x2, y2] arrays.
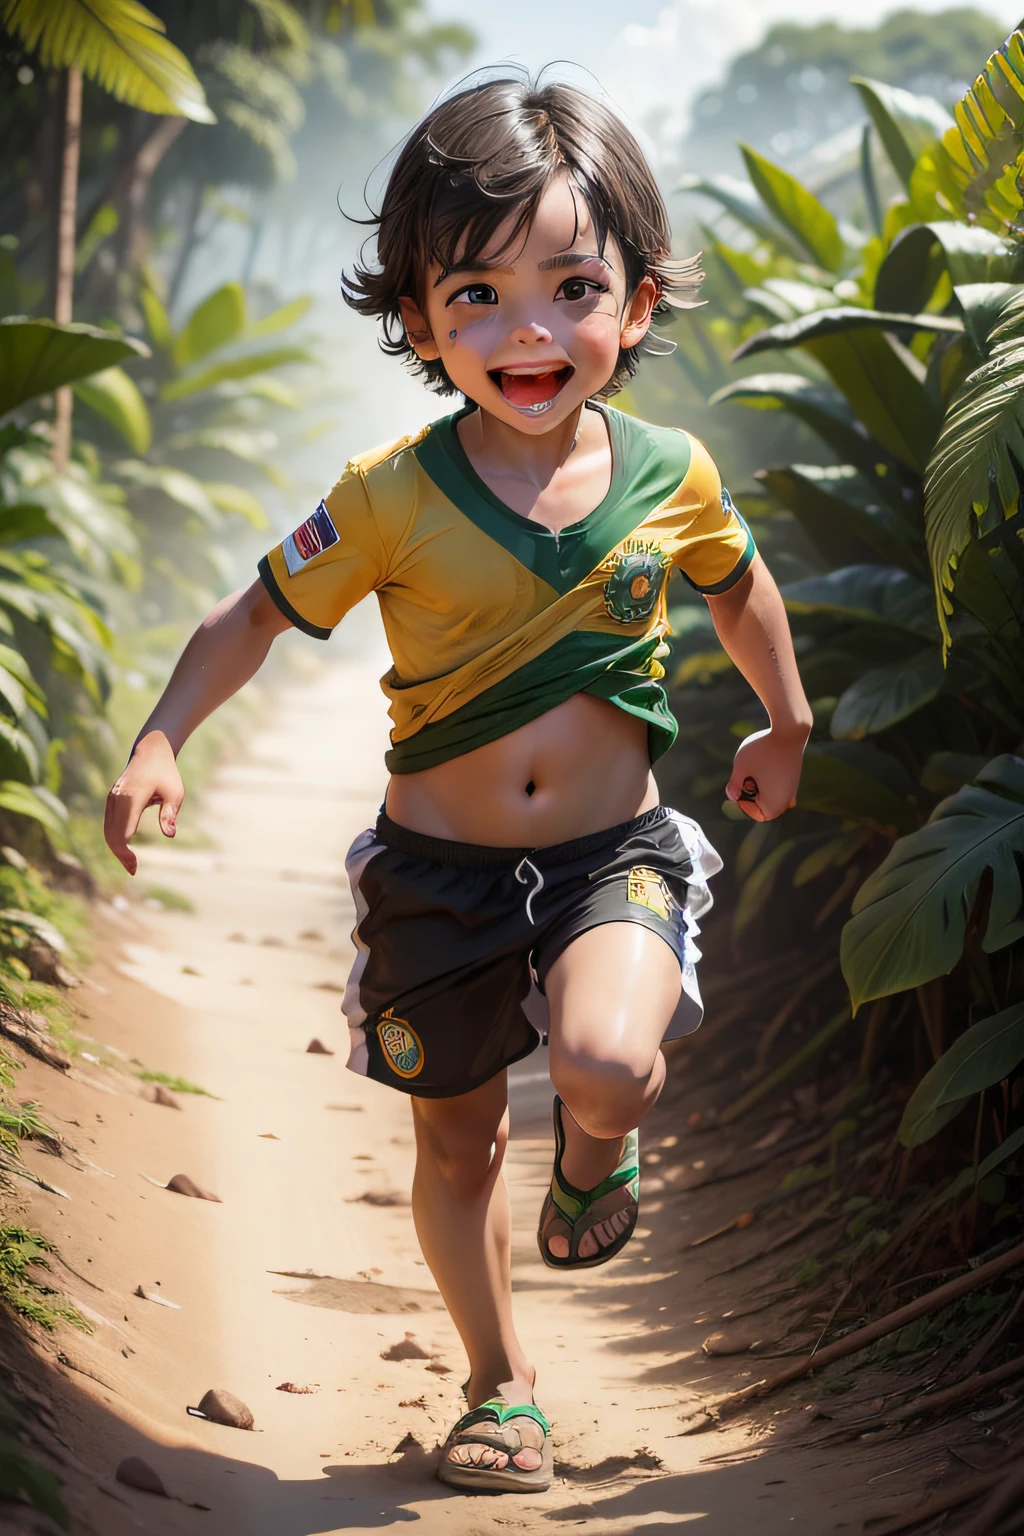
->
[[11, 644, 873, 1535]]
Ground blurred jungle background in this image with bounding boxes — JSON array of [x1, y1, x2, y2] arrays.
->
[[3, 0, 1024, 1528]]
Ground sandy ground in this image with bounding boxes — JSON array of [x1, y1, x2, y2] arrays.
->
[[7, 641, 876, 1536]]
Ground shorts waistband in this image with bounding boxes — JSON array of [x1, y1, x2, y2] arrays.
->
[[374, 805, 672, 870]]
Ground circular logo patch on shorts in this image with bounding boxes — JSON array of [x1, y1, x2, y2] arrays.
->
[[604, 543, 667, 623], [377, 1011, 424, 1079]]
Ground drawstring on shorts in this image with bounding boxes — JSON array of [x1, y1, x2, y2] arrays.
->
[[514, 856, 544, 925]]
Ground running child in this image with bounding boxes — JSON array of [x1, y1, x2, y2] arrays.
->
[[104, 74, 812, 1493]]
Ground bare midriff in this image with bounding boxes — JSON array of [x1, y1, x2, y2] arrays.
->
[[385, 692, 660, 848]]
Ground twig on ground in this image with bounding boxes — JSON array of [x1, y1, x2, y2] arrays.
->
[[865, 1468, 1009, 1535], [680, 1240, 1024, 1430], [959, 1290, 1024, 1378], [956, 1465, 1024, 1536]]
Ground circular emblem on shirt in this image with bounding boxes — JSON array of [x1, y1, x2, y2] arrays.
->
[[377, 1010, 424, 1079], [604, 544, 668, 623]]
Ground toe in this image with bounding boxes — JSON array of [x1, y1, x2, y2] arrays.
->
[[577, 1226, 598, 1258], [511, 1447, 543, 1471], [547, 1232, 570, 1258]]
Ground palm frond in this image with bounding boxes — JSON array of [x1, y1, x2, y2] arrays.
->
[[924, 332, 1024, 650], [1, 0, 215, 122], [930, 28, 1024, 233]]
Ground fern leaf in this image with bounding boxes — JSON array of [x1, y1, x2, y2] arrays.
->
[[1, 0, 215, 122]]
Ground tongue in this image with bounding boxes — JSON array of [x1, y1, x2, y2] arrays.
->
[[500, 369, 566, 407]]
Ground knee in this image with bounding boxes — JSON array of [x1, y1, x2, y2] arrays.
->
[[550, 1046, 658, 1139], [413, 1103, 507, 1200]]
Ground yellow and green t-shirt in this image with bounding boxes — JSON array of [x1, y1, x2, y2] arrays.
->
[[258, 403, 754, 775]]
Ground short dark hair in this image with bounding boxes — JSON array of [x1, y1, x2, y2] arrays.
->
[[342, 73, 703, 398]]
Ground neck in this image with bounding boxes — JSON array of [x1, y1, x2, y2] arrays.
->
[[463, 402, 586, 489]]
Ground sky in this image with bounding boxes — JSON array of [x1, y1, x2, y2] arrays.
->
[[435, 0, 1024, 143]]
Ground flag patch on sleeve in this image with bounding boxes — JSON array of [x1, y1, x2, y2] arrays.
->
[[283, 500, 340, 575]]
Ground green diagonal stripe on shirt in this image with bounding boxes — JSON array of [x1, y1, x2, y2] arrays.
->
[[385, 630, 677, 774]]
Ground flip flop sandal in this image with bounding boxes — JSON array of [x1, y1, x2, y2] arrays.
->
[[537, 1094, 639, 1271], [437, 1385, 552, 1493]]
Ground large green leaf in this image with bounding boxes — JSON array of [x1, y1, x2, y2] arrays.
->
[[841, 754, 1024, 1008], [899, 1001, 1024, 1148], [923, 296, 1024, 649], [73, 365, 151, 453], [875, 224, 1020, 314], [762, 467, 922, 573], [203, 481, 268, 529], [160, 345, 312, 401], [830, 648, 945, 740], [734, 309, 958, 470], [676, 172, 800, 255], [0, 318, 149, 418], [929, 30, 1024, 232], [247, 294, 311, 339], [1, 0, 215, 122], [711, 374, 884, 483], [852, 77, 954, 191], [797, 741, 917, 836], [171, 282, 246, 369], [0, 779, 67, 837], [112, 460, 219, 525], [956, 282, 1024, 354], [738, 145, 844, 272]]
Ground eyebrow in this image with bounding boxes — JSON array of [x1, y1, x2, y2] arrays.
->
[[434, 251, 612, 286], [537, 252, 612, 272]]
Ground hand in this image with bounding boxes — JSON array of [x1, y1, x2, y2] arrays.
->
[[725, 724, 808, 822], [104, 730, 184, 875]]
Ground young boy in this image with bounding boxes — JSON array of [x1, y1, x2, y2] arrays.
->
[[104, 76, 811, 1493]]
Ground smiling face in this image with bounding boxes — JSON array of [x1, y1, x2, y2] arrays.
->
[[397, 174, 658, 436]]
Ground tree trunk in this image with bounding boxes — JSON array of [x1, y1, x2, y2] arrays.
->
[[52, 65, 83, 474]]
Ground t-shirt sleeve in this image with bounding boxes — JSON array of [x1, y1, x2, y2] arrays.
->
[[672, 436, 756, 595], [257, 467, 384, 639]]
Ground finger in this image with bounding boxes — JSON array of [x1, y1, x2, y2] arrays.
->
[[157, 784, 183, 839], [104, 789, 142, 875]]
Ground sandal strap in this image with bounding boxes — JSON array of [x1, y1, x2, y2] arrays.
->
[[549, 1097, 639, 1224], [450, 1400, 551, 1437]]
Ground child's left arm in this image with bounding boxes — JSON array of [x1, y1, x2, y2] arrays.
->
[[704, 554, 812, 822]]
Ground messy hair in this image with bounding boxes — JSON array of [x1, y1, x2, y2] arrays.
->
[[342, 72, 703, 398]]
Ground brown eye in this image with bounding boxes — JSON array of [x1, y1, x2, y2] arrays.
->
[[561, 278, 591, 301]]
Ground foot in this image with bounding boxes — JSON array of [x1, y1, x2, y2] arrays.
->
[[538, 1098, 640, 1268], [442, 1377, 547, 1478]]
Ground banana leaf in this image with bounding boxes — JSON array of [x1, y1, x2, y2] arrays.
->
[[160, 345, 313, 401], [797, 741, 917, 836], [738, 145, 844, 272], [73, 366, 151, 453], [761, 467, 923, 573], [899, 1000, 1024, 1147], [874, 224, 1020, 315], [171, 282, 246, 369], [676, 172, 800, 255], [710, 374, 911, 502], [733, 307, 963, 359], [247, 295, 311, 339], [852, 76, 954, 190], [112, 461, 220, 526], [830, 648, 945, 740], [0, 318, 149, 418], [0, 780, 66, 838], [956, 282, 1024, 353], [841, 754, 1024, 1008]]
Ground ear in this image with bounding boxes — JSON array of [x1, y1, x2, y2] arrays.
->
[[398, 295, 440, 361], [619, 275, 659, 350]]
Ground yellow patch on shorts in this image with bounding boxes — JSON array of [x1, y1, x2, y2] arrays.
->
[[627, 866, 673, 922], [377, 1010, 424, 1079]]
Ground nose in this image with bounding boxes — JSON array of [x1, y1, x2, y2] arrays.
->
[[507, 319, 554, 346]]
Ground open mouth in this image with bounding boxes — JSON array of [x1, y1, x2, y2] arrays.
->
[[490, 365, 574, 413]]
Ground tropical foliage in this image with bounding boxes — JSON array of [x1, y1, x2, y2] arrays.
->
[[651, 24, 1024, 1280]]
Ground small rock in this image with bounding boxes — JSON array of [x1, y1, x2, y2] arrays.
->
[[299, 929, 324, 941], [181, 965, 202, 976], [381, 1332, 431, 1362], [305, 1038, 334, 1055], [115, 1456, 168, 1497], [257, 1131, 279, 1139], [313, 981, 345, 993], [228, 933, 248, 943], [196, 1389, 254, 1430], [259, 936, 284, 947], [134, 1285, 181, 1309], [166, 1173, 221, 1202], [276, 1382, 319, 1393], [425, 1360, 451, 1375], [702, 1329, 763, 1357], [150, 1084, 180, 1109]]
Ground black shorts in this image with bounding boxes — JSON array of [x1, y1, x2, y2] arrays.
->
[[342, 806, 721, 1099]]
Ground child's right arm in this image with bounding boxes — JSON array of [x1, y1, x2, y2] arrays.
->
[[104, 579, 293, 874]]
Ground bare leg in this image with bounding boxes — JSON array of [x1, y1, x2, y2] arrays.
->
[[545, 922, 679, 1260], [411, 1073, 543, 1473]]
